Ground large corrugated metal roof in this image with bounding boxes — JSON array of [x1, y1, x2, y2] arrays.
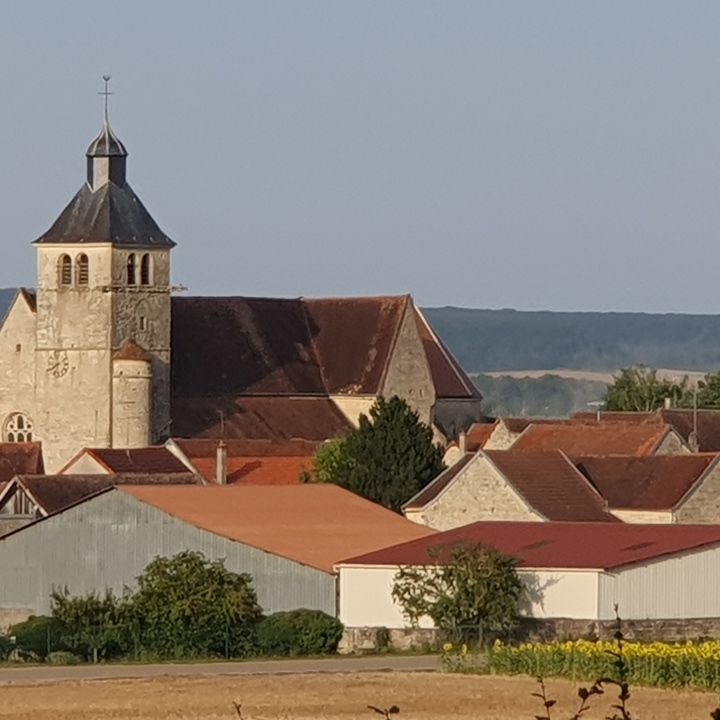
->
[[121, 484, 436, 572], [340, 521, 720, 570]]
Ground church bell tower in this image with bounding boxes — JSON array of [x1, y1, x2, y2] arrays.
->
[[32, 80, 175, 470]]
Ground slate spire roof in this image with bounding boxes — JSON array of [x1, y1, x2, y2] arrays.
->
[[33, 115, 174, 248], [86, 118, 128, 158]]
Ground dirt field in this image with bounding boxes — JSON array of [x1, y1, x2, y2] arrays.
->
[[0, 671, 717, 720]]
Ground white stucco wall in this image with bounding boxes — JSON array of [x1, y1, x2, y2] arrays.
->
[[338, 565, 601, 629]]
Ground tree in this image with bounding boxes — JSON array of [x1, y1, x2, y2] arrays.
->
[[130, 551, 262, 658], [314, 396, 445, 511], [690, 372, 720, 410], [307, 437, 346, 483], [604, 366, 687, 411], [51, 589, 124, 662], [392, 542, 523, 643]]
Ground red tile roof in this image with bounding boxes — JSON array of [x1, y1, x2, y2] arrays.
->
[[0, 442, 43, 484], [174, 438, 318, 485], [574, 454, 718, 510], [121, 484, 437, 572], [512, 422, 673, 456], [340, 521, 720, 570], [81, 447, 189, 474], [465, 422, 497, 451], [170, 396, 353, 441], [484, 450, 615, 522]]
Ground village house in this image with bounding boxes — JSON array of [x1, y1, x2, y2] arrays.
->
[[575, 454, 720, 524], [0, 112, 481, 472], [403, 449, 615, 530]]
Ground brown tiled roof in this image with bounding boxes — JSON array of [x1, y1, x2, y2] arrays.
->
[[404, 453, 475, 510], [512, 423, 673, 456], [121, 484, 437, 572], [113, 339, 151, 362], [660, 410, 720, 452], [340, 521, 720, 570], [466, 422, 497, 451], [174, 438, 320, 485], [413, 309, 478, 398], [484, 450, 615, 522], [170, 396, 353, 441], [502, 417, 572, 434], [170, 295, 477, 401], [0, 442, 43, 484], [18, 288, 36, 312], [8, 472, 201, 514], [171, 297, 325, 396], [571, 411, 658, 425], [304, 296, 408, 394], [574, 454, 718, 510], [83, 447, 189, 474]]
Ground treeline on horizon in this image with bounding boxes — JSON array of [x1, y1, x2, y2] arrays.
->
[[424, 306, 720, 373]]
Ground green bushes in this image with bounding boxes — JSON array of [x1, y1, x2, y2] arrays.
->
[[6, 553, 344, 663], [257, 609, 343, 656], [9, 616, 67, 660]]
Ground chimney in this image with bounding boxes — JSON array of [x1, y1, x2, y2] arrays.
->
[[216, 440, 227, 485], [458, 430, 467, 454]]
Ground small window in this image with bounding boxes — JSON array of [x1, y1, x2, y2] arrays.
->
[[140, 253, 152, 285], [59, 255, 72, 286], [127, 253, 137, 285], [139, 316, 147, 331], [76, 254, 89, 285], [3, 413, 33, 442]]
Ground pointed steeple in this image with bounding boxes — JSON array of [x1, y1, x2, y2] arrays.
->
[[86, 76, 128, 190]]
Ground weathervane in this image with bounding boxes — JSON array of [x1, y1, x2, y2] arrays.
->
[[99, 74, 113, 122]]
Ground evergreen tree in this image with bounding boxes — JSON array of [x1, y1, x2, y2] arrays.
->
[[314, 396, 445, 511]]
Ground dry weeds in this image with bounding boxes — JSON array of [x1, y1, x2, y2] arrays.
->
[[0, 671, 717, 720]]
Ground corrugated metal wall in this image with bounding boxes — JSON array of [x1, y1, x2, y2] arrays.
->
[[598, 545, 720, 620], [0, 489, 336, 616]]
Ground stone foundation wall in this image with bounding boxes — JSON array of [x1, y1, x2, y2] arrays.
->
[[340, 618, 720, 653]]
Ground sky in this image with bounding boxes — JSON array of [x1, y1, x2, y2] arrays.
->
[[1, 1, 719, 313]]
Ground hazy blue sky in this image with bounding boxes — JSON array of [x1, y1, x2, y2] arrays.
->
[[1, 1, 719, 312]]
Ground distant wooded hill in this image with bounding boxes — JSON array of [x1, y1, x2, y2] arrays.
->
[[423, 307, 720, 373]]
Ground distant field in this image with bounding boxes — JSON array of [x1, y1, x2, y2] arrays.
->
[[0, 671, 714, 720]]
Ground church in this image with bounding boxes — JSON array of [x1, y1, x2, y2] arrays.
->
[[0, 110, 483, 472]]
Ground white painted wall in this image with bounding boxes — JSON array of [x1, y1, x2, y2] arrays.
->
[[338, 565, 601, 628]]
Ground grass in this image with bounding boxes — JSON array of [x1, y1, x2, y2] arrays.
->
[[0, 671, 717, 720]]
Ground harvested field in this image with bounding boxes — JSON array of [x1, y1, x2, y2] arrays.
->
[[0, 671, 716, 720]]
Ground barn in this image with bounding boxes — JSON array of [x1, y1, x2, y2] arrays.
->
[[0, 483, 434, 627], [337, 521, 720, 630]]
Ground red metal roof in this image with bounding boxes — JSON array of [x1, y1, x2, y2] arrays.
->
[[121, 484, 437, 572], [574, 454, 718, 510], [340, 521, 720, 570]]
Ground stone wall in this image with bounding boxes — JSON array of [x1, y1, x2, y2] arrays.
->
[[414, 454, 542, 530], [340, 617, 720, 653], [381, 302, 436, 425], [655, 430, 690, 455], [676, 462, 720, 523]]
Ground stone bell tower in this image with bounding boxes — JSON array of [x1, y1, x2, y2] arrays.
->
[[32, 81, 175, 470]]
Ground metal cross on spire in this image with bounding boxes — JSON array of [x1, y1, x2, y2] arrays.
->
[[99, 74, 113, 123]]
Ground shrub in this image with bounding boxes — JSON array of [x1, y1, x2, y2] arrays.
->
[[257, 609, 343, 656], [9, 616, 67, 661], [46, 650, 81, 665], [0, 635, 13, 661]]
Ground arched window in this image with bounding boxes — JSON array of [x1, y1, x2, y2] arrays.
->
[[76, 254, 89, 286], [58, 255, 72, 286], [127, 253, 137, 285], [140, 253, 152, 285], [3, 413, 33, 442]]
